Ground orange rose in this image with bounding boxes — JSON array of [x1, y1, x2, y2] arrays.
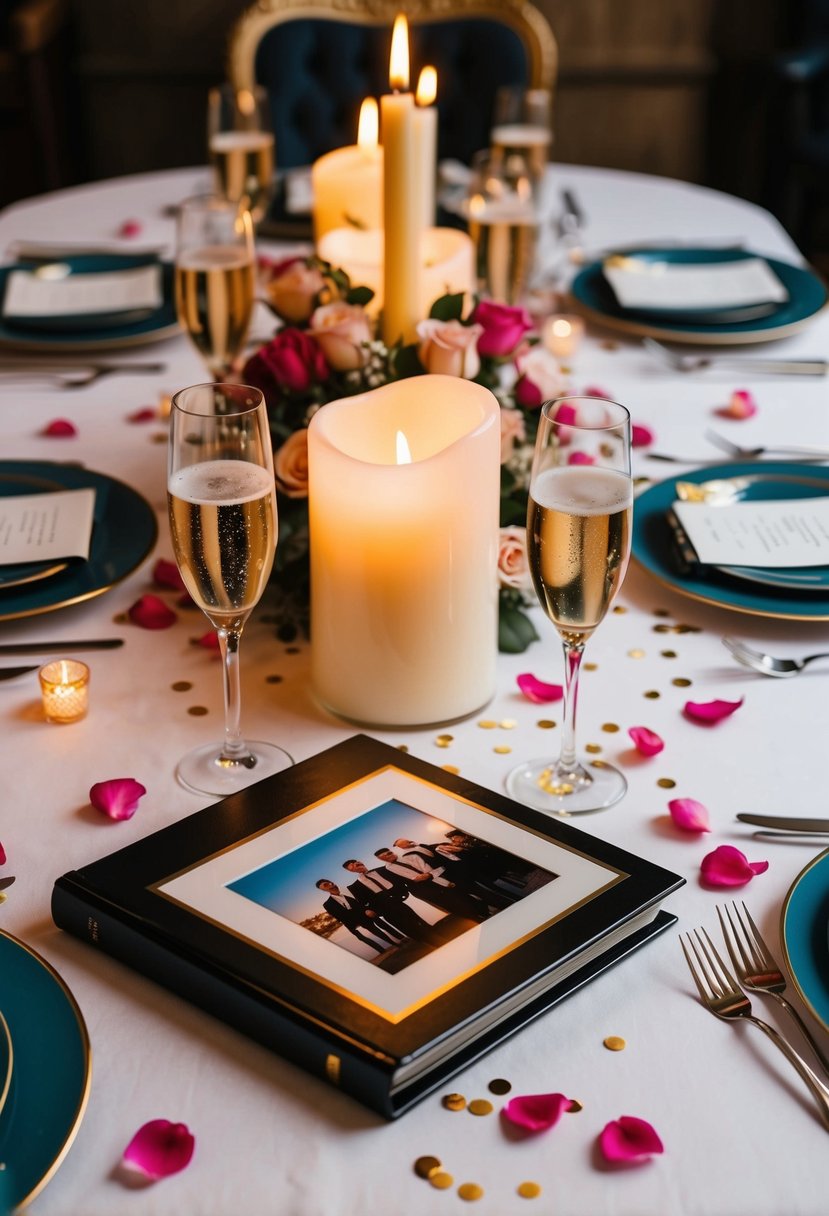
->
[[274, 429, 309, 498], [308, 302, 372, 371]]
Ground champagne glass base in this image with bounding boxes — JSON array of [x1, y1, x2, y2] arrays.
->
[[176, 740, 293, 798], [505, 756, 627, 816]]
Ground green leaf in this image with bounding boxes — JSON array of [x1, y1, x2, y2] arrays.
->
[[500, 498, 527, 527], [392, 343, 426, 378], [498, 603, 539, 654], [429, 292, 465, 321], [346, 285, 375, 306]]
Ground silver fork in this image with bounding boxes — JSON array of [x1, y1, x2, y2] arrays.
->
[[643, 337, 828, 376], [680, 928, 829, 1128], [705, 428, 829, 461], [723, 636, 829, 677], [717, 901, 829, 1079]]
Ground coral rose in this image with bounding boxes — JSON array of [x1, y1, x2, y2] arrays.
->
[[498, 526, 532, 590], [309, 302, 372, 371], [274, 429, 309, 498], [499, 406, 526, 463], [264, 258, 327, 324], [416, 318, 483, 378], [242, 329, 329, 397], [472, 299, 534, 358], [514, 345, 566, 408]]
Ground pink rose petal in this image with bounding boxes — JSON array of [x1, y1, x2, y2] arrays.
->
[[553, 402, 578, 426], [127, 407, 158, 424], [683, 697, 743, 725], [152, 559, 186, 592], [0, 841, 6, 865], [89, 778, 147, 821], [668, 797, 711, 833], [568, 450, 596, 465], [517, 673, 564, 703], [192, 630, 221, 651], [582, 385, 612, 399], [128, 594, 177, 630], [700, 844, 768, 888], [628, 726, 664, 756], [502, 1093, 575, 1132], [122, 1119, 195, 1179], [717, 389, 757, 420], [632, 423, 655, 448], [599, 1116, 664, 1164], [41, 418, 77, 437], [117, 219, 143, 239]]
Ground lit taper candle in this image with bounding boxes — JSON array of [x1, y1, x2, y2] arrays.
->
[[380, 14, 421, 345], [311, 98, 383, 242]]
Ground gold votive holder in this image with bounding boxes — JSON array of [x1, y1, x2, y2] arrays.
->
[[39, 659, 90, 724], [543, 313, 585, 359]]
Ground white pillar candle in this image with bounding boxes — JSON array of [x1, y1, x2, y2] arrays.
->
[[381, 14, 422, 346], [307, 375, 500, 726], [413, 66, 438, 234], [311, 99, 382, 242]]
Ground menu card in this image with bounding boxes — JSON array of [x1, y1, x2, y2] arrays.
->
[[603, 257, 788, 312], [0, 489, 96, 566], [671, 498, 829, 568], [2, 264, 162, 319]]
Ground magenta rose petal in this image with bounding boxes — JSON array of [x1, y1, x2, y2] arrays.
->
[[628, 726, 664, 756], [128, 594, 178, 630], [700, 844, 768, 887], [517, 673, 564, 703], [122, 1119, 195, 1179], [117, 219, 143, 239], [0, 841, 6, 865], [192, 630, 221, 652], [89, 778, 147, 821], [152, 559, 187, 592], [127, 407, 158, 424], [553, 402, 578, 426], [503, 1093, 575, 1132], [41, 418, 77, 438], [632, 423, 655, 447], [717, 389, 758, 420], [568, 450, 596, 465], [668, 797, 711, 833], [683, 697, 743, 725], [599, 1116, 664, 1164]]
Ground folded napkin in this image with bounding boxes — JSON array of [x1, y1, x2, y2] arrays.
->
[[603, 255, 788, 319], [2, 263, 162, 325], [0, 489, 95, 568], [666, 495, 829, 577]]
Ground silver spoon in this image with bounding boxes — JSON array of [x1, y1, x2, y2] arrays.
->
[[723, 636, 829, 677]]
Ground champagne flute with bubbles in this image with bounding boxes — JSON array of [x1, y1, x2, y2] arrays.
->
[[168, 382, 293, 796], [174, 194, 255, 382], [208, 84, 275, 225], [506, 396, 632, 815]]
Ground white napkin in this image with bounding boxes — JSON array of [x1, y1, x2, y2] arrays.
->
[[603, 256, 788, 313], [3, 264, 162, 319]]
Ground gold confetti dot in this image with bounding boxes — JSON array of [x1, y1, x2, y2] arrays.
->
[[442, 1093, 466, 1111], [590, 759, 608, 770], [488, 1078, 512, 1095], [187, 706, 209, 716], [493, 745, 512, 755], [566, 1099, 584, 1113], [652, 623, 672, 634], [583, 661, 598, 671], [435, 734, 454, 748], [265, 674, 283, 684], [478, 719, 497, 730], [672, 677, 692, 687], [441, 764, 460, 775], [644, 690, 661, 699], [458, 1183, 484, 1202], [601, 722, 620, 733], [537, 719, 557, 729], [604, 1035, 627, 1051], [675, 623, 702, 634], [414, 1156, 442, 1180], [660, 650, 677, 659], [397, 744, 409, 753], [113, 612, 128, 624], [468, 1099, 494, 1117], [0, 892, 5, 905], [628, 648, 646, 659], [151, 431, 167, 444], [499, 718, 516, 729], [171, 680, 192, 692], [612, 604, 627, 614], [653, 608, 671, 617], [430, 1171, 454, 1190], [657, 777, 676, 789], [518, 1182, 542, 1199], [585, 743, 602, 754]]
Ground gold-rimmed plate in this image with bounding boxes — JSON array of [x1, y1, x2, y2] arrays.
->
[[781, 849, 829, 1035], [0, 468, 72, 590]]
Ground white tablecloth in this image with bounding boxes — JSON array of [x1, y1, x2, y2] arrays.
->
[[1, 165, 828, 1216]]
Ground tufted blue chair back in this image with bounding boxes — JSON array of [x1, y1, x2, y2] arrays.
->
[[253, 17, 532, 169]]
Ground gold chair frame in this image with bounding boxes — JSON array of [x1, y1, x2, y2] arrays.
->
[[228, 0, 557, 97]]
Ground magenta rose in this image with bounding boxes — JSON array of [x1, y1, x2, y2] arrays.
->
[[243, 329, 330, 396], [514, 346, 566, 408], [472, 300, 534, 358]]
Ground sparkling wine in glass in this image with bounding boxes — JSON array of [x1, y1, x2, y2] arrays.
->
[[208, 83, 275, 225], [506, 396, 632, 814], [467, 149, 538, 305], [174, 194, 255, 382], [168, 382, 292, 796]]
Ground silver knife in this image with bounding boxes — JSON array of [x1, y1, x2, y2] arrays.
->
[[0, 665, 38, 682], [736, 813, 829, 835], [0, 639, 124, 655]]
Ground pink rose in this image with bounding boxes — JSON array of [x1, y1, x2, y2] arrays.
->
[[274, 429, 309, 499], [497, 525, 532, 590], [242, 329, 329, 397], [416, 318, 483, 378], [514, 346, 566, 408], [263, 258, 327, 324], [472, 299, 534, 358], [309, 302, 372, 371], [499, 406, 526, 463]]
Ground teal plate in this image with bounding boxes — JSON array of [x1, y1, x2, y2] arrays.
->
[[0, 255, 179, 353], [0, 461, 158, 621], [781, 850, 829, 1035], [632, 461, 829, 621], [571, 247, 828, 345], [0, 930, 91, 1210]]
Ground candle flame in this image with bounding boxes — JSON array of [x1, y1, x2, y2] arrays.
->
[[551, 319, 572, 338], [357, 97, 379, 150], [396, 430, 412, 464], [416, 65, 437, 106], [389, 14, 410, 91]]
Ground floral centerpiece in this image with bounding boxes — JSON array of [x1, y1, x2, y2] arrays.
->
[[242, 255, 570, 653]]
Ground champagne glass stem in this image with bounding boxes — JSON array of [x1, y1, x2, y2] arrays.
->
[[559, 640, 585, 773], [218, 626, 252, 764]]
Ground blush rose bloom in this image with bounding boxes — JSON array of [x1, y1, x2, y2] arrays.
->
[[274, 429, 309, 498], [265, 258, 327, 324], [472, 300, 534, 358], [498, 526, 532, 590], [514, 346, 566, 409], [500, 407, 526, 463], [416, 318, 483, 378], [243, 329, 329, 396], [308, 302, 372, 371]]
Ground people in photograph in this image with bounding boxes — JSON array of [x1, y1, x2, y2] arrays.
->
[[374, 848, 488, 922], [443, 830, 520, 907], [315, 879, 405, 953], [342, 859, 438, 943]]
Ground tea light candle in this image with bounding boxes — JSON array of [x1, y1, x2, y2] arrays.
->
[[39, 659, 90, 723], [307, 375, 500, 726], [381, 14, 421, 345], [543, 314, 585, 358], [311, 98, 383, 242]]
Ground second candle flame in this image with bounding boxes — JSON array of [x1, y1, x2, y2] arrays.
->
[[357, 97, 379, 150], [389, 13, 410, 91]]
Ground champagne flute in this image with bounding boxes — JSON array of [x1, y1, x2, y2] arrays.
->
[[466, 149, 538, 305], [174, 194, 255, 382], [506, 396, 632, 814], [208, 83, 275, 225], [490, 86, 553, 182], [168, 382, 293, 796]]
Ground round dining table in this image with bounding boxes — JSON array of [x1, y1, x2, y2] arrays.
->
[[0, 164, 827, 1216]]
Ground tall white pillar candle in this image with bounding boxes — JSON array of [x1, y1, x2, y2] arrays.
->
[[381, 14, 422, 346], [307, 375, 500, 726]]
